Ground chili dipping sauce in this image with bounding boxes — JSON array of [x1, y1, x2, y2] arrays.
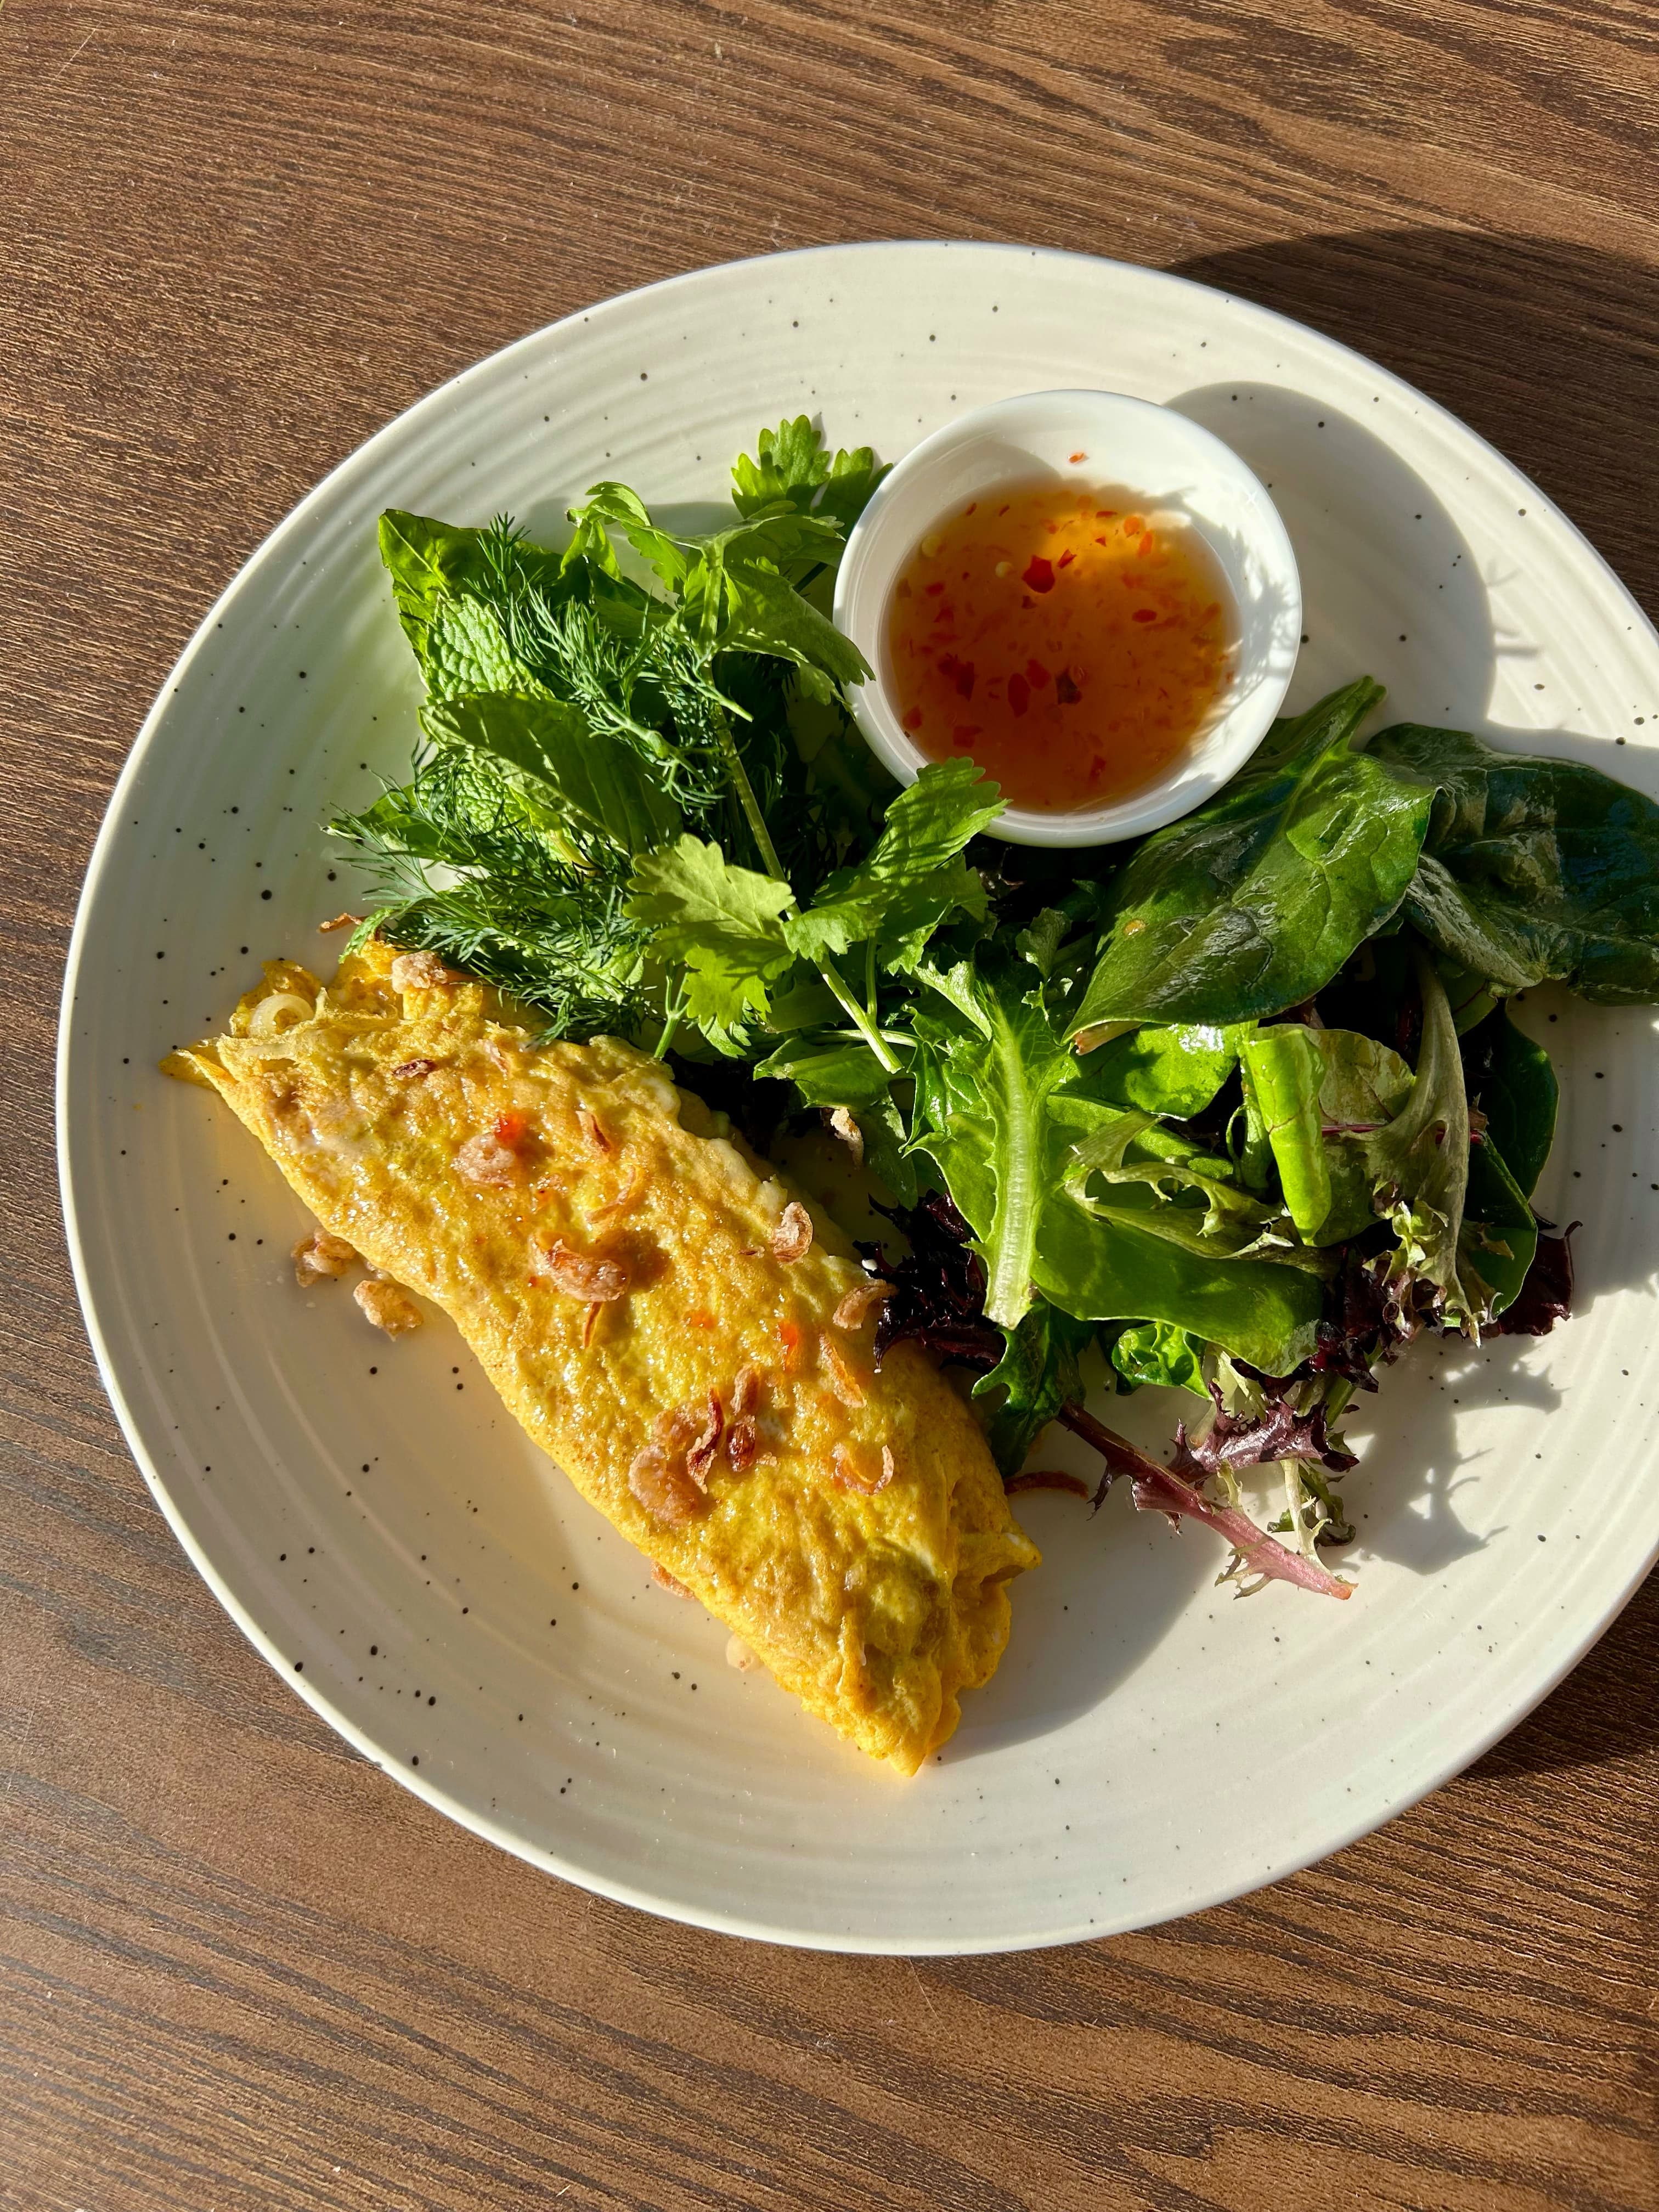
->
[[885, 483, 1237, 812]]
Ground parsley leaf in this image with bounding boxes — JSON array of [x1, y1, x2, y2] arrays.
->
[[784, 759, 1004, 969], [731, 416, 889, 532], [625, 835, 795, 1030]]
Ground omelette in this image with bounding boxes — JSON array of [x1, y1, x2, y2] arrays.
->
[[166, 938, 1038, 1774]]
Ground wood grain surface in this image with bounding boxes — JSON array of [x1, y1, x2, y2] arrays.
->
[[3, 4, 1656, 2207]]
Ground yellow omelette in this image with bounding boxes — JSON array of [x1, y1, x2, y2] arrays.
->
[[166, 938, 1038, 1774]]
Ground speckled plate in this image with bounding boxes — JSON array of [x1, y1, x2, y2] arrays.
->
[[59, 243, 1659, 1955]]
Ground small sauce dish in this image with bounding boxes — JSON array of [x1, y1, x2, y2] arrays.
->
[[833, 389, 1302, 846]]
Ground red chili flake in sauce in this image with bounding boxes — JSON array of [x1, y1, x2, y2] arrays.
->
[[494, 1111, 527, 1146], [888, 484, 1233, 810], [1069, 451, 1088, 464]]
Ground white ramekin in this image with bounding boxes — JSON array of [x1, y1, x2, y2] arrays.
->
[[832, 388, 1302, 847]]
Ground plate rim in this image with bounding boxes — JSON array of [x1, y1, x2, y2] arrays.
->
[[56, 238, 1659, 1954]]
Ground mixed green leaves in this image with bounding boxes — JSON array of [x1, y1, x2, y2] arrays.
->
[[330, 413, 1659, 1599]]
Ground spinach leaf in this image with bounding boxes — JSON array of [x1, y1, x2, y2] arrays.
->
[[1071, 679, 1435, 1039], [1370, 723, 1659, 1002], [1033, 1193, 1323, 1374], [1110, 1320, 1210, 1397], [1081, 1021, 1251, 1118], [1460, 1135, 1538, 1322], [971, 1300, 1096, 1476], [1460, 1006, 1558, 1199]]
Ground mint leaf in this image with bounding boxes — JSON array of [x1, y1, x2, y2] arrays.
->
[[716, 556, 871, 696], [784, 761, 1004, 969], [626, 835, 795, 1029], [424, 692, 681, 859]]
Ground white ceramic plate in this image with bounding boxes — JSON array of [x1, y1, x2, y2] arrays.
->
[[60, 243, 1659, 1955]]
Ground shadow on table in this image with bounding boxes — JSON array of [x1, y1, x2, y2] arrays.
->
[[1170, 225, 1659, 625]]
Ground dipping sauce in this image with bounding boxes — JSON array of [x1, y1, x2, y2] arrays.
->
[[885, 484, 1237, 812]]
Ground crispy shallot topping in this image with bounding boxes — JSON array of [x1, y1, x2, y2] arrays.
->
[[628, 1444, 703, 1527], [652, 1403, 701, 1453], [292, 1229, 358, 1287], [820, 1334, 867, 1409], [353, 1277, 424, 1336], [390, 950, 458, 992], [684, 1389, 725, 1487], [582, 1301, 603, 1349], [1005, 1470, 1092, 1500], [652, 1564, 693, 1598], [731, 1364, 761, 1420], [771, 1201, 814, 1263], [317, 911, 360, 933], [832, 1278, 893, 1332], [825, 1105, 864, 1165], [577, 1103, 612, 1153], [725, 1418, 760, 1475], [586, 1160, 641, 1220], [390, 1057, 439, 1081], [832, 1441, 896, 1496], [725, 1635, 760, 1673], [483, 1033, 524, 1075], [455, 1130, 527, 1188], [546, 1239, 631, 1302]]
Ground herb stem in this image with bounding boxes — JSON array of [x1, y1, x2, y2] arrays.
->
[[708, 690, 899, 1075], [709, 697, 787, 880], [865, 938, 878, 1020], [654, 977, 686, 1061], [819, 957, 902, 1074]]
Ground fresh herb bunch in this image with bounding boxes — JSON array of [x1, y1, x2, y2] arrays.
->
[[332, 420, 1659, 1598]]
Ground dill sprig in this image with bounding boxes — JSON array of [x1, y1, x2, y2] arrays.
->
[[330, 744, 651, 1039]]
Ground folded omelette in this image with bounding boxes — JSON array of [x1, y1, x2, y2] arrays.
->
[[166, 938, 1037, 1774]]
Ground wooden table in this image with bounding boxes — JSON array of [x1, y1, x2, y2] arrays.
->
[[4, 5, 1656, 2206]]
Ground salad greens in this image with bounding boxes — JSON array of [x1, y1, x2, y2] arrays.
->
[[331, 417, 1655, 1599]]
